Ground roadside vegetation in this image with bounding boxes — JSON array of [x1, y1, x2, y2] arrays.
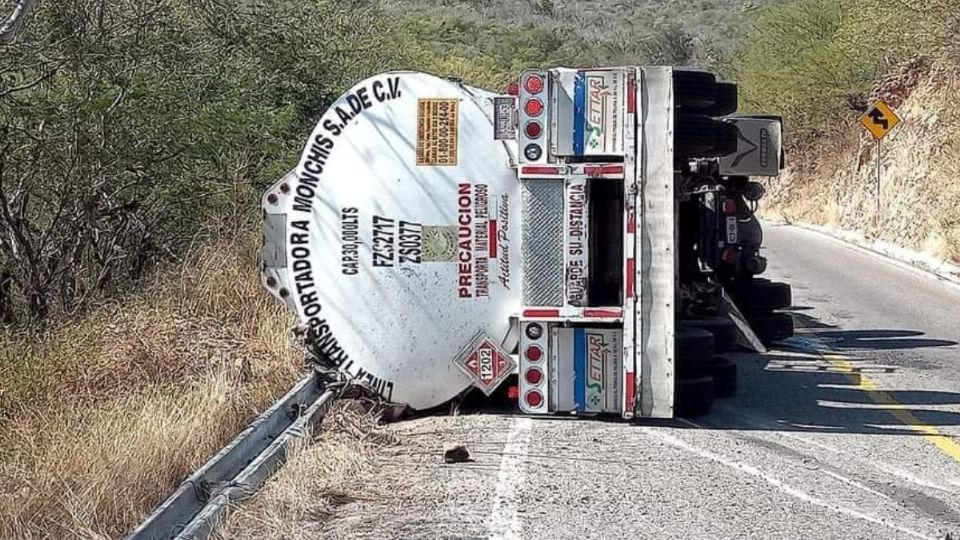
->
[[380, 0, 778, 74], [0, 233, 302, 537], [0, 0, 401, 535], [213, 402, 401, 540]]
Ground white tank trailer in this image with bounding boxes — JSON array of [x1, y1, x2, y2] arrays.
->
[[260, 67, 790, 419]]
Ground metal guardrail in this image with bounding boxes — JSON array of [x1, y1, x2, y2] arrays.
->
[[127, 371, 335, 540]]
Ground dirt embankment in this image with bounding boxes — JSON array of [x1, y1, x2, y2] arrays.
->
[[761, 57, 960, 265]]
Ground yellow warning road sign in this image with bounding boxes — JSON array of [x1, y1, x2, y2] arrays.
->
[[859, 99, 901, 140]]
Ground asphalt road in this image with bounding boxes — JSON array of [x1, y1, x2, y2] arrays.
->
[[319, 224, 960, 540]]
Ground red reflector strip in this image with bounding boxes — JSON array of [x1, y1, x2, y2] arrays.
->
[[625, 372, 636, 411], [523, 309, 560, 318], [489, 220, 498, 258], [625, 258, 635, 297], [627, 209, 636, 234], [583, 165, 624, 176], [583, 308, 623, 318], [521, 166, 560, 175], [627, 74, 636, 114]]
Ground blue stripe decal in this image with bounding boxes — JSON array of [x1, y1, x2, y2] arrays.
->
[[574, 328, 586, 411], [572, 72, 586, 156]]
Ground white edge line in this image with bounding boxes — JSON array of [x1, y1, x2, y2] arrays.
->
[[488, 417, 534, 540], [819, 469, 892, 500], [710, 405, 958, 495], [644, 426, 935, 540]]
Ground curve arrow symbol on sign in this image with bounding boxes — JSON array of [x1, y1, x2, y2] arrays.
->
[[868, 108, 888, 129]]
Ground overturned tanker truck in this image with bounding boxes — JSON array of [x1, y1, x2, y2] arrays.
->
[[260, 66, 794, 418]]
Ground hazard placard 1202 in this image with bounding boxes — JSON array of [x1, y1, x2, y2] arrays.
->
[[417, 99, 459, 166]]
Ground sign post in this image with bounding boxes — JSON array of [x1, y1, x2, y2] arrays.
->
[[859, 99, 902, 215], [876, 139, 881, 215]]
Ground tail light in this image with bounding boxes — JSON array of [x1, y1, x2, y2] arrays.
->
[[722, 199, 737, 214], [507, 385, 520, 400], [525, 390, 544, 408], [507, 82, 520, 96], [524, 74, 544, 94], [520, 319, 548, 413], [519, 71, 546, 164], [525, 121, 542, 139], [524, 98, 544, 117]]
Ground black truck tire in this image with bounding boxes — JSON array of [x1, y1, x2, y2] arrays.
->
[[748, 312, 795, 344], [696, 82, 738, 117], [675, 114, 739, 158], [675, 374, 715, 417], [706, 356, 737, 398], [673, 69, 717, 109], [683, 316, 738, 352], [676, 326, 715, 370], [729, 279, 792, 314]]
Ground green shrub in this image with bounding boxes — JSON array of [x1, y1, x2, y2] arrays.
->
[[0, 1, 436, 325], [736, 0, 950, 139]]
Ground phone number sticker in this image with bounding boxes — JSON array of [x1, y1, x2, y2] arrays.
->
[[417, 99, 459, 166]]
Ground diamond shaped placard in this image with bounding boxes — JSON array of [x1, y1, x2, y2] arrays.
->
[[452, 330, 516, 396]]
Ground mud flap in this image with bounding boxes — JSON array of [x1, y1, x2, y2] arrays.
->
[[720, 291, 767, 353]]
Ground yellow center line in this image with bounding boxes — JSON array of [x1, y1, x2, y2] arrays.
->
[[824, 354, 960, 464]]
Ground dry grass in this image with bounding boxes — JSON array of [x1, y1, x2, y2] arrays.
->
[[0, 233, 303, 538], [213, 402, 400, 540], [215, 413, 519, 540], [762, 58, 960, 264]]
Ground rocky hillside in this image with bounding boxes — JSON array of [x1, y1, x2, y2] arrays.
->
[[762, 57, 960, 264], [733, 0, 960, 265]]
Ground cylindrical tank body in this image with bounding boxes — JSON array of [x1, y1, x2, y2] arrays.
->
[[261, 72, 522, 410]]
